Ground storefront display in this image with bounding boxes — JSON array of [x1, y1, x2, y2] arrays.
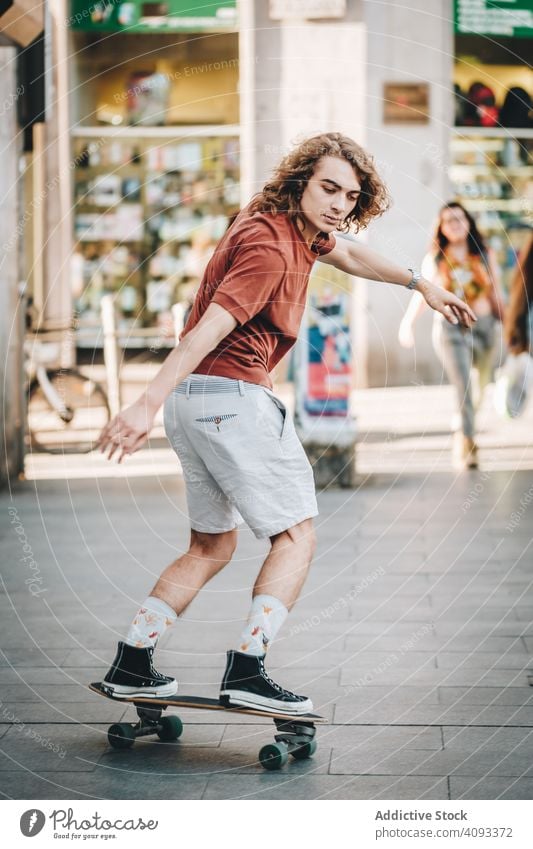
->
[[450, 132, 532, 291], [68, 1, 240, 349], [72, 132, 240, 346], [453, 4, 533, 295]]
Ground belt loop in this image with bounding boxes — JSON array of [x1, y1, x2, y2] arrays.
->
[[185, 379, 191, 399], [238, 380, 245, 396]]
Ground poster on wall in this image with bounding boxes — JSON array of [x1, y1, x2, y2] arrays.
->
[[300, 263, 353, 418]]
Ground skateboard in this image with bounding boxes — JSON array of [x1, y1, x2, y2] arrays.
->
[[90, 682, 325, 771]]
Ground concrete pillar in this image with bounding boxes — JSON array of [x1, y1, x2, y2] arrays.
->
[[0, 45, 25, 487], [244, 5, 366, 486], [363, 0, 454, 386], [42, 0, 73, 365], [238, 0, 283, 198]]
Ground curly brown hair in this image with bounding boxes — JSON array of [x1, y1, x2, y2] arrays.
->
[[248, 132, 390, 234]]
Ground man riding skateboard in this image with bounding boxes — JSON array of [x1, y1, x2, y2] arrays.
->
[[98, 132, 475, 715]]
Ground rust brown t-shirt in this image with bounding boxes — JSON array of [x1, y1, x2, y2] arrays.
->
[[181, 204, 336, 388]]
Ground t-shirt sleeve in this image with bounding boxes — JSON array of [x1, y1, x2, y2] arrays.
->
[[313, 232, 336, 256], [211, 242, 288, 325]]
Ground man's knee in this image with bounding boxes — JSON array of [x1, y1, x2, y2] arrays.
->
[[189, 528, 237, 563], [270, 518, 316, 559]]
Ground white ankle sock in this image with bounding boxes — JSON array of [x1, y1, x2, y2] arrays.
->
[[125, 596, 177, 649], [237, 594, 288, 656]]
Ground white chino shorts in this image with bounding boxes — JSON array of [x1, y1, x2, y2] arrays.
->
[[163, 374, 318, 539]]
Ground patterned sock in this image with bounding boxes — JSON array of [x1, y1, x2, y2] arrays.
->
[[237, 594, 288, 656], [125, 596, 177, 649]]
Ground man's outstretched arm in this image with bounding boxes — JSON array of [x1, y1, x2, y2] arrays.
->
[[97, 303, 237, 462], [319, 236, 477, 328]]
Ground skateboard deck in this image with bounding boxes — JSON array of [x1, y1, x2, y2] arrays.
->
[[90, 681, 324, 770], [90, 682, 325, 721]]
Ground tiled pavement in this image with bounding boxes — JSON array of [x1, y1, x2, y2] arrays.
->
[[1, 385, 532, 800]]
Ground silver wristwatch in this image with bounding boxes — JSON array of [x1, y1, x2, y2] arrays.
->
[[407, 268, 422, 291]]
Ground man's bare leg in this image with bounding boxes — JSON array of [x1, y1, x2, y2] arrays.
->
[[103, 528, 237, 697], [255, 518, 317, 609], [220, 518, 317, 713], [150, 528, 238, 614]]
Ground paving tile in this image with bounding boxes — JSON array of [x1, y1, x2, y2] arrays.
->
[[0, 683, 107, 703], [0, 701, 129, 724], [334, 690, 533, 725], [0, 666, 104, 686], [339, 666, 529, 689], [202, 774, 449, 800], [436, 652, 531, 670], [345, 636, 527, 654], [329, 745, 533, 777], [438, 686, 533, 707], [0, 723, 108, 772], [442, 726, 533, 751], [0, 649, 70, 667], [450, 776, 533, 800], [95, 742, 263, 777], [0, 769, 208, 800]]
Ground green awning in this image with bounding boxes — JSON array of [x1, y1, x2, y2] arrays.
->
[[454, 0, 533, 38], [70, 0, 237, 33]]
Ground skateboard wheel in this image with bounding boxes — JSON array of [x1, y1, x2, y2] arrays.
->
[[259, 742, 288, 771], [157, 715, 183, 742], [290, 739, 317, 760], [107, 723, 135, 749]]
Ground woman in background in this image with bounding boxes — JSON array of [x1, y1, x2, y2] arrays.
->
[[399, 201, 504, 470]]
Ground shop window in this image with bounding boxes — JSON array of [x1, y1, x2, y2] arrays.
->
[[452, 2, 533, 294]]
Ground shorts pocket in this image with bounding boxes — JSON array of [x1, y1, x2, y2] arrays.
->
[[262, 391, 288, 439], [193, 412, 240, 433]]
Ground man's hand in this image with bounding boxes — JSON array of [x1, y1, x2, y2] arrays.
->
[[96, 303, 237, 463], [418, 279, 477, 328], [97, 399, 157, 463]]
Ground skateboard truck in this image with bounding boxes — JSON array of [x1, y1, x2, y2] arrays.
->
[[262, 718, 318, 769], [107, 701, 184, 750]]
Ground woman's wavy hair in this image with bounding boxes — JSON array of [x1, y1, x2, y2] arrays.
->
[[434, 201, 489, 261], [248, 132, 390, 234]]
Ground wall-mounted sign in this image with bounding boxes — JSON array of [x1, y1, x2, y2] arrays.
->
[[454, 0, 533, 38], [269, 0, 346, 20], [383, 82, 430, 124], [69, 0, 237, 33]]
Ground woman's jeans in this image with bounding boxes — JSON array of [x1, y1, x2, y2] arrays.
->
[[432, 314, 496, 439]]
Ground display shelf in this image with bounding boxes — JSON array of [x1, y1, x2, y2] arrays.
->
[[457, 199, 530, 212], [453, 128, 533, 139], [72, 131, 240, 346], [450, 129, 532, 295], [449, 165, 533, 176], [71, 125, 240, 139]]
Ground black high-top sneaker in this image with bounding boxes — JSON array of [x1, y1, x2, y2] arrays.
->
[[219, 650, 313, 715], [102, 641, 177, 699]]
